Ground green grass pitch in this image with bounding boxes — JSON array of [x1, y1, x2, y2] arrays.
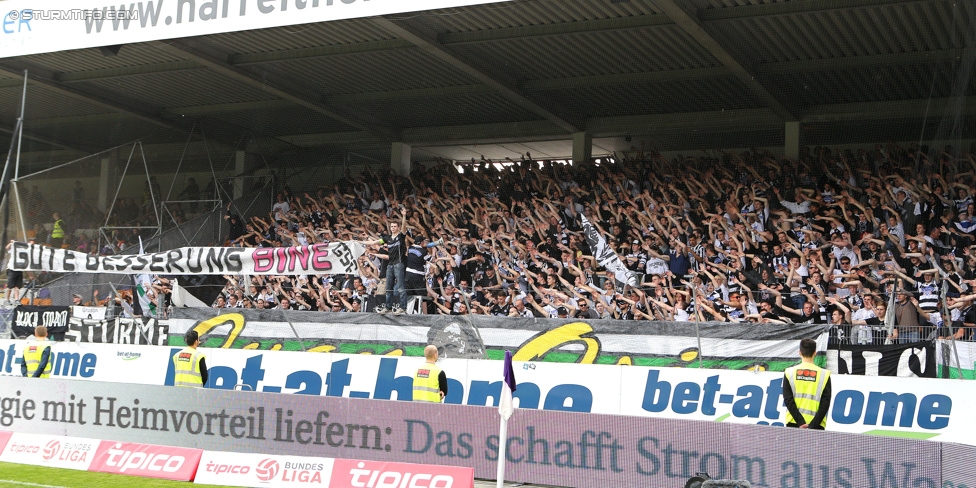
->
[[0, 462, 233, 488]]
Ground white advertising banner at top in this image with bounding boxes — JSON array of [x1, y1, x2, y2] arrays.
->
[[0, 0, 511, 58]]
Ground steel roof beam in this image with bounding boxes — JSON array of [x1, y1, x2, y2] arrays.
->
[[325, 84, 495, 105], [229, 39, 414, 65], [521, 67, 732, 91], [283, 95, 975, 148], [0, 62, 180, 131], [700, 0, 944, 22], [24, 112, 134, 129], [39, 47, 961, 94], [0, 62, 271, 152], [800, 96, 976, 123], [650, 0, 796, 122], [757, 49, 965, 75], [401, 120, 567, 146], [54, 60, 206, 83], [152, 39, 400, 141], [0, 125, 87, 152], [438, 14, 674, 45], [586, 109, 782, 136], [277, 131, 386, 147], [162, 99, 295, 118], [0, 78, 30, 89], [373, 17, 579, 133]]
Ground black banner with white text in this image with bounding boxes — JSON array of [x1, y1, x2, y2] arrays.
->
[[12, 305, 70, 340], [826, 342, 937, 378]]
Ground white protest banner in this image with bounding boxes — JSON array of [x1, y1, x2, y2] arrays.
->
[[0, 0, 511, 59], [6, 241, 364, 276]]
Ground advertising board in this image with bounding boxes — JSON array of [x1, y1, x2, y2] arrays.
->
[[88, 440, 202, 481], [329, 459, 474, 488], [0, 340, 967, 445], [196, 451, 335, 486], [0, 340, 171, 383], [0, 433, 98, 470], [195, 452, 474, 488], [0, 375, 962, 488]]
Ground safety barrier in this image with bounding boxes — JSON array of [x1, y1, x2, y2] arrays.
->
[[0, 343, 973, 446], [0, 432, 474, 487], [0, 375, 972, 487], [167, 308, 829, 371]]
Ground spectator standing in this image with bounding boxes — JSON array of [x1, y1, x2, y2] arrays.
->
[[72, 181, 85, 204], [179, 177, 201, 213], [364, 207, 409, 314]]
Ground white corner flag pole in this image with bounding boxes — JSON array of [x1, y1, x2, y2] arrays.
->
[[496, 411, 508, 488], [496, 350, 517, 488]]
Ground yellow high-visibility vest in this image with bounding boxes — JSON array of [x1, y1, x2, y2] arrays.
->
[[51, 220, 65, 239], [173, 347, 205, 388], [412, 363, 443, 403], [24, 342, 52, 378], [785, 363, 830, 428]]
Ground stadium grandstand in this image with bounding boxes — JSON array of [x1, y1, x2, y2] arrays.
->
[[4, 0, 974, 346], [1, 1, 976, 487]]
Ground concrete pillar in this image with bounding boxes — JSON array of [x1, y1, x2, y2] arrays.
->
[[572, 132, 592, 164], [391, 142, 411, 176], [784, 121, 801, 161], [234, 150, 247, 200], [98, 157, 111, 213]]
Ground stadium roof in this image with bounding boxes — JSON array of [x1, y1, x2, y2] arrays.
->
[[1, 0, 974, 171]]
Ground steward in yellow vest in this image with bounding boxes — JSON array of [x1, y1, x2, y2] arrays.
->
[[172, 330, 208, 388], [51, 217, 65, 239], [783, 338, 832, 430], [21, 326, 52, 378], [413, 345, 447, 402], [50, 212, 66, 248]]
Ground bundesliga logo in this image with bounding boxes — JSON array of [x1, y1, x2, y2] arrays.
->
[[255, 458, 280, 482], [41, 440, 60, 461]]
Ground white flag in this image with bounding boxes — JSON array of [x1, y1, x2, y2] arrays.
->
[[580, 214, 638, 287]]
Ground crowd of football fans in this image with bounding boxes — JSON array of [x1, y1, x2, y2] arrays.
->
[[207, 143, 976, 342]]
